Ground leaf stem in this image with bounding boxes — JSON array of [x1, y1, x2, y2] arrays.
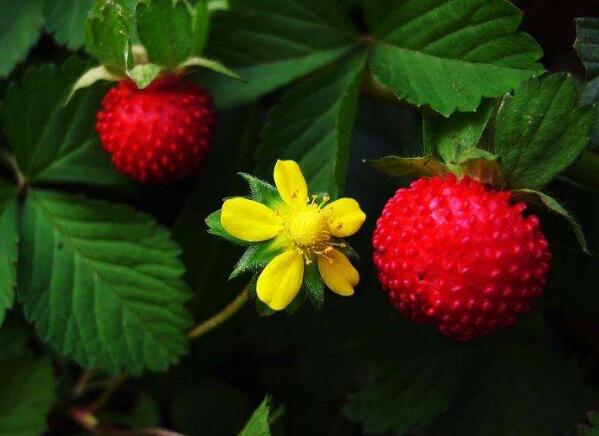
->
[[188, 284, 250, 339], [73, 368, 99, 397]]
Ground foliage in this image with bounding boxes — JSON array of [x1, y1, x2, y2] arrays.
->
[[0, 0, 598, 434]]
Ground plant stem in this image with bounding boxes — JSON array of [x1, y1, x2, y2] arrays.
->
[[188, 284, 250, 339], [89, 373, 128, 412], [0, 149, 25, 190]]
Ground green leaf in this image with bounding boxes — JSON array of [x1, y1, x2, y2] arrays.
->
[[239, 396, 273, 436], [346, 346, 473, 434], [441, 344, 592, 436], [2, 59, 129, 187], [44, 0, 95, 50], [0, 358, 56, 436], [86, 0, 133, 74], [202, 0, 361, 108], [258, 52, 367, 197], [514, 189, 589, 254], [581, 76, 599, 149], [136, 0, 206, 68], [0, 188, 18, 328], [127, 63, 163, 89], [493, 73, 595, 189], [365, 0, 544, 116], [0, 0, 44, 78], [423, 100, 496, 163], [18, 190, 192, 374], [206, 210, 250, 246], [576, 18, 599, 79], [303, 262, 324, 309], [367, 156, 449, 178], [180, 56, 242, 80]]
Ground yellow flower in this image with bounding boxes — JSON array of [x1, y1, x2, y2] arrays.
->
[[220, 160, 366, 311]]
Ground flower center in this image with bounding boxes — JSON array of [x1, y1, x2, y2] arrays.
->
[[285, 204, 330, 250]]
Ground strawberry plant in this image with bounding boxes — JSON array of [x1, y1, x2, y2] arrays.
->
[[0, 0, 598, 435]]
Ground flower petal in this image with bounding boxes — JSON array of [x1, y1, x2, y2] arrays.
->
[[257, 250, 305, 310], [324, 198, 366, 237], [274, 160, 309, 206], [221, 197, 282, 242], [317, 249, 359, 296]]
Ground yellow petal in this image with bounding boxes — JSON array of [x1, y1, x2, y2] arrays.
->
[[324, 198, 366, 237], [318, 249, 359, 296], [221, 197, 282, 242], [257, 250, 304, 310], [274, 160, 308, 206]]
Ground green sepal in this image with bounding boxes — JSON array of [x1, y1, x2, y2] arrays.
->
[[239, 173, 283, 208], [367, 156, 449, 179], [337, 241, 359, 261], [450, 148, 504, 186], [85, 0, 133, 75], [205, 210, 250, 246], [179, 56, 242, 81], [513, 189, 590, 254], [229, 238, 286, 280], [127, 63, 163, 89], [136, 0, 210, 69], [239, 396, 274, 436], [304, 262, 325, 309], [66, 65, 121, 104]]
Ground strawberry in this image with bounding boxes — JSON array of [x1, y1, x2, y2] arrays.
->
[[372, 175, 551, 340], [96, 74, 215, 183]]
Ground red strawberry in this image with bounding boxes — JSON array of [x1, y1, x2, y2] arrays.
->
[[372, 175, 551, 340], [96, 74, 215, 183]]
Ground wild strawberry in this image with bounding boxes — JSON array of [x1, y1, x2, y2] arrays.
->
[[96, 75, 215, 183], [372, 175, 551, 341]]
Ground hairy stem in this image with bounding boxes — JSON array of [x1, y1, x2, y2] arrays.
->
[[188, 284, 250, 339]]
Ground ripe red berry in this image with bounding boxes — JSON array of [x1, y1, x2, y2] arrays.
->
[[373, 175, 551, 341], [96, 75, 215, 183]]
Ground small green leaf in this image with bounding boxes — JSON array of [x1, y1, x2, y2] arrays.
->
[[0, 358, 56, 436], [230, 240, 284, 280], [0, 0, 44, 77], [127, 63, 163, 89], [180, 56, 242, 80], [346, 346, 474, 434], [44, 0, 95, 49], [238, 173, 282, 207], [576, 18, 599, 79], [366, 0, 544, 116], [258, 51, 367, 197], [304, 262, 325, 309], [206, 210, 250, 246], [191, 0, 210, 55], [2, 59, 128, 187], [239, 396, 273, 436], [86, 0, 133, 74], [136, 0, 204, 68], [202, 0, 361, 108], [494, 73, 595, 189], [19, 190, 192, 374], [367, 156, 449, 179], [451, 148, 504, 185], [423, 100, 496, 163], [514, 189, 589, 254]]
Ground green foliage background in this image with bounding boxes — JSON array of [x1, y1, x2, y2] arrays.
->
[[0, 0, 598, 435]]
